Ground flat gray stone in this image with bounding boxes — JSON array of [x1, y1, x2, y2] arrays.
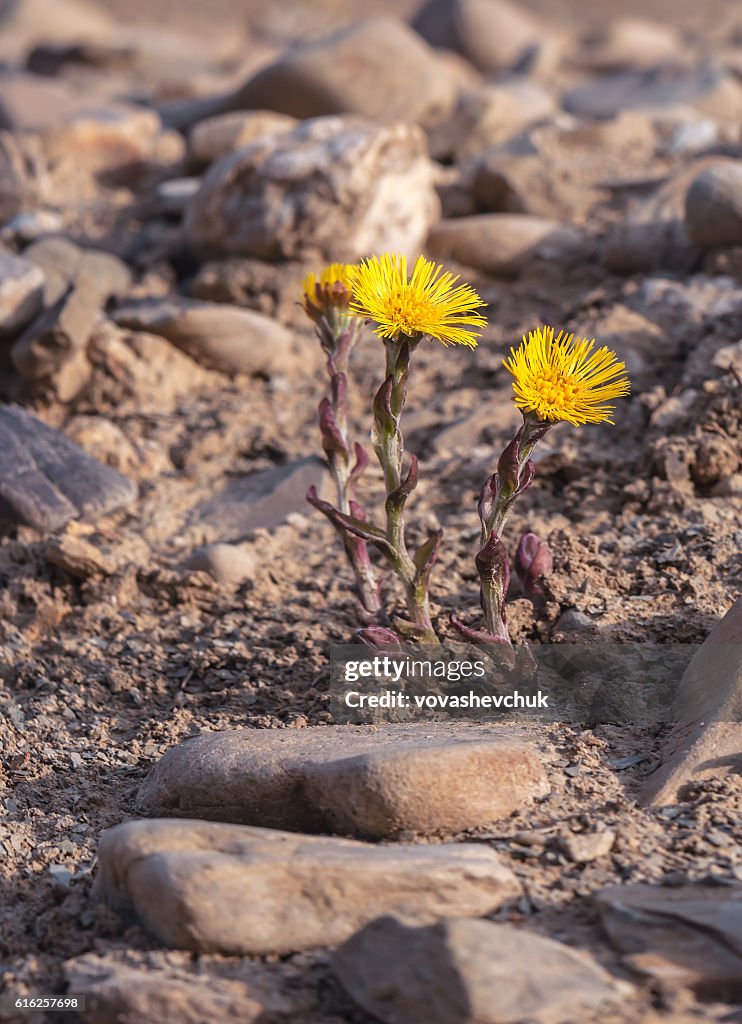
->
[[0, 405, 137, 532], [136, 723, 550, 840], [595, 883, 742, 997], [333, 916, 629, 1024], [563, 65, 737, 120], [96, 819, 520, 955], [642, 597, 742, 804], [191, 457, 328, 541]]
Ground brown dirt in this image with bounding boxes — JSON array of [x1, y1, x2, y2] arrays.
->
[[0, 0, 741, 1022]]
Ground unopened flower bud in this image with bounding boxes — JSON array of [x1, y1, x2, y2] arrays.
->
[[477, 473, 498, 532], [514, 532, 552, 600]]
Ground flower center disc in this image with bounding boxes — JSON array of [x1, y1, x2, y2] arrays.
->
[[534, 372, 581, 407], [386, 290, 431, 337]]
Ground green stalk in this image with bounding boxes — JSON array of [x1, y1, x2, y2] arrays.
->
[[317, 318, 381, 618], [370, 336, 438, 644], [485, 411, 551, 542], [454, 411, 552, 648]]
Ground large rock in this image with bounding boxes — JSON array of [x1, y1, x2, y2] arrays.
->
[[135, 723, 549, 839], [595, 883, 742, 998], [188, 110, 297, 168], [642, 597, 742, 804], [96, 819, 520, 955], [184, 116, 439, 262], [12, 243, 130, 402], [0, 249, 44, 337], [112, 297, 300, 377], [184, 17, 456, 127], [685, 162, 742, 250], [412, 0, 559, 75], [0, 404, 137, 532], [427, 214, 585, 278], [333, 916, 628, 1024]]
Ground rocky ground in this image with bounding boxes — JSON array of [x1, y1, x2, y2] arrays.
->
[[0, 0, 741, 1021]]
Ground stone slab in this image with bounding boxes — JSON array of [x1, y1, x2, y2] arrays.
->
[[136, 723, 551, 839], [0, 404, 137, 531], [333, 915, 629, 1024], [96, 818, 520, 956], [642, 598, 742, 804]]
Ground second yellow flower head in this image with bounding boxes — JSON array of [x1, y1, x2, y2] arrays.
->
[[348, 253, 487, 348], [503, 327, 631, 426]]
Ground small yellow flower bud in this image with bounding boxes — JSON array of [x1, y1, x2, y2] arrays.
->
[[301, 263, 357, 321]]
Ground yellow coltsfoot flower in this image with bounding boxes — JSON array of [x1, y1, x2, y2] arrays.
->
[[348, 253, 487, 348], [302, 263, 357, 318], [503, 326, 631, 426]]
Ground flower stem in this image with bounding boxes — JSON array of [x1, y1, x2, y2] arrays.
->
[[317, 320, 381, 619], [470, 411, 552, 645], [484, 411, 551, 543], [371, 336, 439, 643]]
